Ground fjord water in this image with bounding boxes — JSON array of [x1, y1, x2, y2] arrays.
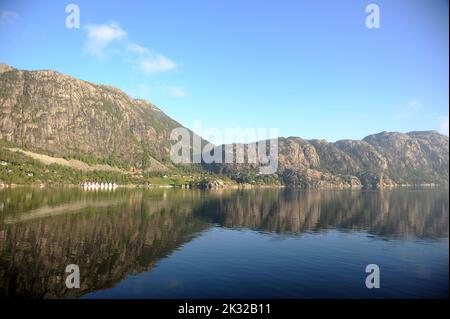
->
[[0, 187, 448, 298]]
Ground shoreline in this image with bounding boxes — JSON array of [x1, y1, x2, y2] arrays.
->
[[0, 182, 446, 190]]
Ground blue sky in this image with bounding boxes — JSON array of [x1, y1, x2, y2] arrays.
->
[[0, 0, 448, 143]]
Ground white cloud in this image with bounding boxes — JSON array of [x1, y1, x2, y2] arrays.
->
[[0, 10, 18, 26], [128, 42, 177, 75], [395, 100, 422, 119], [83, 22, 177, 75], [168, 86, 186, 97], [439, 116, 449, 135], [127, 42, 150, 55], [140, 54, 177, 75], [84, 22, 126, 57]]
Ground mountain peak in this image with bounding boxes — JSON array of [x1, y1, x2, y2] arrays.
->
[[0, 63, 14, 74]]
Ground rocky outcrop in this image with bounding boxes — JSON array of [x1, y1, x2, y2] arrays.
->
[[206, 132, 448, 189]]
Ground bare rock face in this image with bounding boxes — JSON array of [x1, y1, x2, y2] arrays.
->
[[282, 168, 362, 189], [278, 137, 321, 171], [0, 64, 13, 74], [0, 64, 448, 188], [198, 126, 448, 189], [363, 131, 449, 184], [208, 132, 448, 189], [0, 64, 186, 170]]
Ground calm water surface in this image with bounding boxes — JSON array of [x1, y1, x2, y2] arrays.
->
[[0, 187, 448, 298]]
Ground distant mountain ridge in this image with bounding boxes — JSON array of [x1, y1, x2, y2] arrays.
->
[[0, 64, 448, 188], [204, 130, 448, 188]]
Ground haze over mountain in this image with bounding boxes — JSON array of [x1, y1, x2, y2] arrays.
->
[[0, 64, 448, 188]]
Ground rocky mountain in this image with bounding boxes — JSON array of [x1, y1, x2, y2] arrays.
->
[[0, 63, 200, 172], [205, 131, 448, 188], [0, 64, 448, 188]]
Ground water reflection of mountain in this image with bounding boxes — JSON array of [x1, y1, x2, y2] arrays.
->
[[0, 187, 448, 298], [0, 189, 210, 298], [194, 189, 449, 239]]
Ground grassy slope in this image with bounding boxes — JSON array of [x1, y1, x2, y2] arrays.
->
[[0, 141, 235, 187]]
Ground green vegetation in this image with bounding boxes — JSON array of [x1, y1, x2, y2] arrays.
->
[[228, 171, 281, 185], [0, 147, 136, 185], [63, 152, 130, 170], [141, 171, 236, 187], [0, 146, 241, 187]]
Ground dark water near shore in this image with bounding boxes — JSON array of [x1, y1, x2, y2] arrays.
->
[[0, 187, 448, 298]]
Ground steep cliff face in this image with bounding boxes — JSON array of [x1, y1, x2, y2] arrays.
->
[[0, 64, 448, 188], [362, 131, 449, 184], [0, 64, 186, 170]]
